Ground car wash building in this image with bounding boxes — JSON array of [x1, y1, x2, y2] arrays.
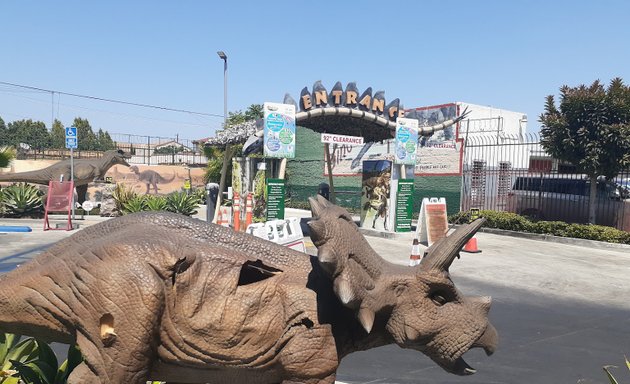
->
[[205, 81, 526, 233]]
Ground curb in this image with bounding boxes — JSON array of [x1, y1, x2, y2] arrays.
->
[[477, 227, 630, 250]]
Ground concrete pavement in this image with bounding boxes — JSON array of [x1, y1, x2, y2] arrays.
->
[[1, 210, 630, 383]]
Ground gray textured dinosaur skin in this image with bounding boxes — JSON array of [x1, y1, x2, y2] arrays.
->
[[0, 196, 497, 384], [0, 149, 131, 202], [129, 165, 176, 194]]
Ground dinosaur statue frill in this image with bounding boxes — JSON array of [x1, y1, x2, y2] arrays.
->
[[0, 196, 497, 383]]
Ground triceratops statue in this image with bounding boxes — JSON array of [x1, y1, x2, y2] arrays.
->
[[0, 196, 497, 383]]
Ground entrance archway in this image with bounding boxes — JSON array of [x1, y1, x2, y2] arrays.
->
[[206, 81, 467, 230]]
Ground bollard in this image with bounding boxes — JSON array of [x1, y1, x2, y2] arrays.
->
[[205, 183, 219, 223]]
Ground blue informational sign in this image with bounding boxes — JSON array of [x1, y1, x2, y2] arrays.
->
[[263, 102, 296, 159], [65, 137, 78, 149], [394, 118, 419, 165], [65, 127, 78, 149]]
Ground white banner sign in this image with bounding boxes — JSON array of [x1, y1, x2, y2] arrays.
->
[[321, 133, 364, 146], [263, 102, 296, 158]]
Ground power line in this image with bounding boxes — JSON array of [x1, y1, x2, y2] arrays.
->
[[0, 81, 223, 118]]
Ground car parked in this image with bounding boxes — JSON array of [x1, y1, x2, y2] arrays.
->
[[506, 175, 629, 226]]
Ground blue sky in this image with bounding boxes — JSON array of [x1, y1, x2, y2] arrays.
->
[[1, 0, 629, 140]]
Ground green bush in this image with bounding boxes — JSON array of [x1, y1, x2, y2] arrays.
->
[[0, 333, 82, 384], [449, 209, 630, 245], [603, 355, 630, 383], [122, 195, 147, 214], [0, 183, 44, 217], [112, 183, 137, 214], [144, 195, 168, 211], [165, 191, 200, 216]]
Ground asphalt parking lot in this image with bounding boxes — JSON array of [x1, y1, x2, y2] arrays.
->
[[1, 212, 629, 384]]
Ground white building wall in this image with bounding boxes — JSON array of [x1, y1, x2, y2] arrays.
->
[[457, 102, 527, 138]]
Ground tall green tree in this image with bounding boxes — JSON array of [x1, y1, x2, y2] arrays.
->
[[96, 128, 116, 150], [73, 117, 97, 151], [540, 78, 630, 224], [50, 119, 66, 149], [6, 119, 50, 150], [0, 116, 7, 144]]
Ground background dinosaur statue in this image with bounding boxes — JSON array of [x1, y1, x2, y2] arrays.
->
[[0, 149, 131, 203], [129, 165, 177, 194], [0, 196, 497, 384]]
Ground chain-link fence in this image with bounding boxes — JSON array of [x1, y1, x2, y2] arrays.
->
[[110, 133, 207, 165], [15, 134, 209, 166], [461, 133, 630, 230]]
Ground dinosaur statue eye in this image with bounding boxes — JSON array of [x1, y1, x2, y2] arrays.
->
[[430, 292, 449, 306]]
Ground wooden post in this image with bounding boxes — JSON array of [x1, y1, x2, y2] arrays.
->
[[278, 158, 287, 180], [324, 143, 336, 204], [213, 144, 233, 223]]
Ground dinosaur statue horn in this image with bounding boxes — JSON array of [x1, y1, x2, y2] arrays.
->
[[308, 196, 325, 218], [419, 218, 486, 271], [308, 195, 333, 218]]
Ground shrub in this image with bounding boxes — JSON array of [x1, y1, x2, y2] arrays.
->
[[144, 195, 168, 211], [165, 191, 200, 216], [0, 333, 82, 384], [112, 183, 137, 214], [122, 195, 147, 214], [0, 183, 44, 217], [603, 355, 629, 383], [449, 209, 630, 245]]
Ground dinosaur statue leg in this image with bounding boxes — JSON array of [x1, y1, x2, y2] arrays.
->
[[152, 181, 158, 194], [68, 261, 166, 384], [145, 183, 150, 194], [278, 325, 338, 384], [76, 184, 88, 205]]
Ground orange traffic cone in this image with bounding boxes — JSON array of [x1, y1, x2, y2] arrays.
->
[[409, 237, 422, 266], [216, 207, 227, 226], [462, 237, 482, 253], [244, 193, 253, 229], [233, 192, 241, 231]]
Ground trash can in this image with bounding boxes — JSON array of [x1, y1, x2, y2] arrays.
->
[[318, 183, 330, 200]]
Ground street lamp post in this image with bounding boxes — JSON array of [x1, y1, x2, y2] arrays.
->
[[217, 51, 227, 126], [213, 51, 231, 223]]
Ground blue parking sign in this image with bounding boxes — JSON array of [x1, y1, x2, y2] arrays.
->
[[66, 137, 77, 149], [65, 127, 78, 149]]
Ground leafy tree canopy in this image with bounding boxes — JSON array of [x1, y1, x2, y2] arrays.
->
[[73, 117, 98, 151], [6, 119, 50, 149], [225, 104, 263, 128], [540, 78, 630, 179], [50, 119, 66, 149]]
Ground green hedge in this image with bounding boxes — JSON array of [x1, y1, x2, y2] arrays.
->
[[449, 210, 630, 245]]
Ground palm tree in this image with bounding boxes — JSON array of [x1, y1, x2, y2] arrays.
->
[[0, 146, 16, 168]]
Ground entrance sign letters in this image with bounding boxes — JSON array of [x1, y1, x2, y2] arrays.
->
[[263, 102, 296, 158], [298, 81, 404, 121]]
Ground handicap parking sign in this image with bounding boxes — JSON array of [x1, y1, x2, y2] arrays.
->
[[65, 137, 77, 149], [65, 127, 77, 138]]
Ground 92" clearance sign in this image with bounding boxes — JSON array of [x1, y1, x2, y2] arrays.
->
[[320, 133, 364, 146]]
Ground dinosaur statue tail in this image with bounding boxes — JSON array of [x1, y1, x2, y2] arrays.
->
[[0, 270, 74, 343], [0, 170, 51, 185], [157, 172, 177, 184]]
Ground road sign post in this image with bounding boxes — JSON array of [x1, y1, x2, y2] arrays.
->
[[65, 127, 78, 219]]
